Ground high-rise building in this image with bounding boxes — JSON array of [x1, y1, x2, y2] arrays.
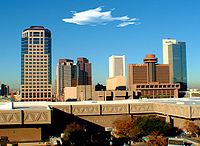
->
[[109, 55, 125, 78], [55, 57, 92, 99], [55, 59, 77, 97], [143, 54, 158, 82], [0, 84, 9, 97], [20, 26, 52, 101], [162, 39, 187, 91], [128, 54, 170, 87], [77, 57, 92, 85], [163, 39, 177, 64], [128, 54, 180, 98]]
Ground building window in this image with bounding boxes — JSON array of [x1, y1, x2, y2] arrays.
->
[[41, 38, 43, 44], [33, 32, 40, 37], [33, 38, 40, 44], [29, 38, 32, 44]]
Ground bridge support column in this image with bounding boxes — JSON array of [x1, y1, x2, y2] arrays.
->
[[166, 115, 174, 126], [166, 115, 171, 123]]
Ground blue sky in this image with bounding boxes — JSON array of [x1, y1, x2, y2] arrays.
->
[[1, 0, 200, 90]]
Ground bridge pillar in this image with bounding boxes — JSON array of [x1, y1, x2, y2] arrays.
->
[[166, 115, 174, 126]]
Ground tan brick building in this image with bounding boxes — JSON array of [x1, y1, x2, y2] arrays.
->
[[20, 26, 52, 101]]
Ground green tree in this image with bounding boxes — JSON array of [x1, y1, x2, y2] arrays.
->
[[135, 116, 171, 136], [113, 116, 172, 142]]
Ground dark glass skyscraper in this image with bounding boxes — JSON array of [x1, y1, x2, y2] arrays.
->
[[77, 57, 92, 85], [163, 39, 187, 91], [168, 42, 187, 91], [20, 26, 52, 101]]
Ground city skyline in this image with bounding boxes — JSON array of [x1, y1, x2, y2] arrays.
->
[[1, 0, 200, 90]]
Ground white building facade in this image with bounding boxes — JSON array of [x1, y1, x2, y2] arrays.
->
[[109, 55, 125, 78]]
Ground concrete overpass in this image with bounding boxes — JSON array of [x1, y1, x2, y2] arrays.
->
[[1, 98, 200, 142], [1, 98, 200, 126]]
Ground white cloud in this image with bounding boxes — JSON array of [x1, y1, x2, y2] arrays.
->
[[62, 7, 139, 27], [117, 21, 136, 27]]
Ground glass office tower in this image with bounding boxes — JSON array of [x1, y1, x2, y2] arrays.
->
[[77, 57, 92, 85], [20, 26, 52, 101], [168, 42, 187, 91]]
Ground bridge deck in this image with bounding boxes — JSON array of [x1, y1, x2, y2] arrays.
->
[[0, 98, 200, 125]]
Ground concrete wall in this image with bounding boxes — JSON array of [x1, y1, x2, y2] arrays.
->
[[0, 128, 41, 142], [93, 90, 132, 101], [77, 85, 93, 100], [80, 115, 131, 128], [63, 85, 94, 101], [64, 87, 77, 100], [173, 117, 189, 129], [106, 76, 126, 90]]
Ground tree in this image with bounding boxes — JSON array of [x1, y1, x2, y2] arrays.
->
[[62, 122, 87, 145], [113, 116, 172, 142], [95, 83, 106, 91], [128, 125, 144, 142], [146, 131, 168, 146], [112, 117, 132, 138], [130, 116, 172, 138], [184, 121, 200, 137]]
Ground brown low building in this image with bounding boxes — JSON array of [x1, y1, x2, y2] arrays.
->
[[132, 83, 180, 98], [93, 90, 132, 101]]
